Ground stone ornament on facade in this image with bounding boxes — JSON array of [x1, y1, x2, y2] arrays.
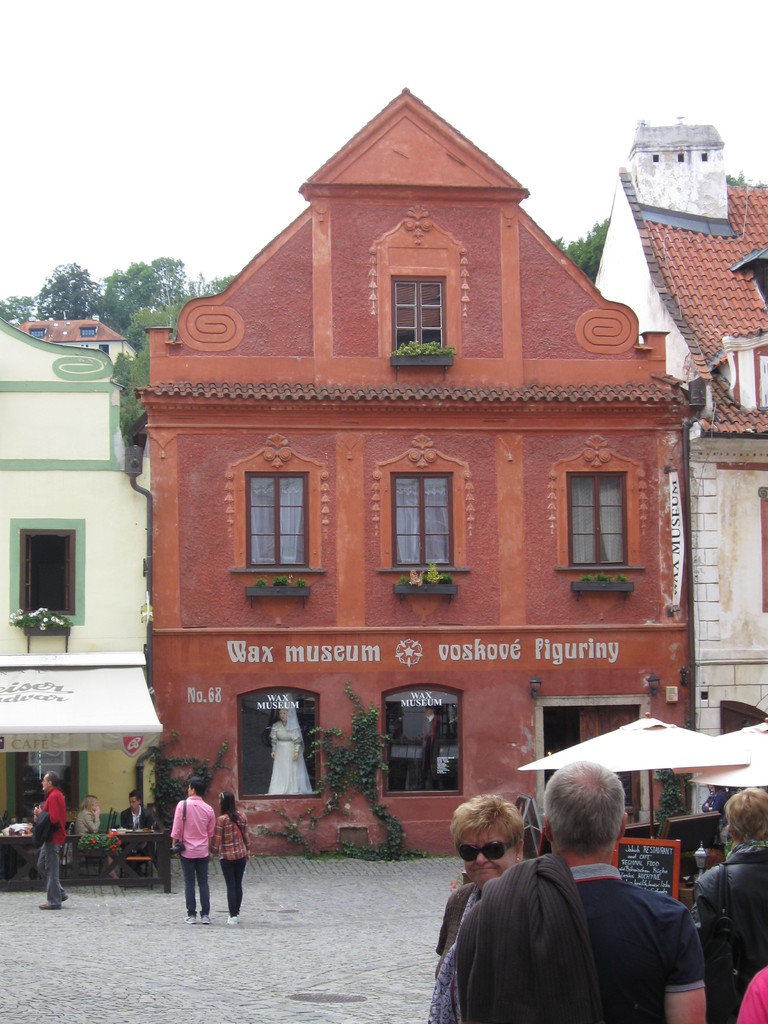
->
[[369, 207, 469, 324], [575, 306, 638, 355], [403, 205, 433, 244], [395, 638, 423, 667], [176, 302, 246, 352], [263, 434, 295, 467], [372, 435, 473, 540]]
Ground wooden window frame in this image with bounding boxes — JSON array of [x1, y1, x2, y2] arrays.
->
[[567, 473, 627, 567], [20, 529, 75, 614], [392, 278, 446, 351], [246, 472, 309, 569], [391, 473, 453, 567]]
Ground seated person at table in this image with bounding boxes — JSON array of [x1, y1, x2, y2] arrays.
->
[[75, 795, 100, 834], [120, 790, 154, 831]]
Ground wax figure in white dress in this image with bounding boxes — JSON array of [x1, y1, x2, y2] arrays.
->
[[268, 706, 312, 794]]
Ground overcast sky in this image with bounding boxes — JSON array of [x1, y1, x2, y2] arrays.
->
[[2, 0, 765, 302]]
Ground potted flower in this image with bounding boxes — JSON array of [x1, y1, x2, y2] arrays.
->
[[10, 608, 72, 648], [9, 608, 73, 631], [393, 564, 457, 600], [390, 340, 455, 369], [78, 831, 123, 853], [246, 574, 311, 605]]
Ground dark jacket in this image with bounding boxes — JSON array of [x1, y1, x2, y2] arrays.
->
[[456, 854, 604, 1024], [435, 882, 477, 977], [694, 845, 768, 988], [119, 805, 155, 830]]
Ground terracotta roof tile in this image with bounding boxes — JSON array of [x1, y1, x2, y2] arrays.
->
[[141, 379, 684, 407], [17, 319, 127, 343], [702, 375, 768, 436], [641, 185, 768, 365]]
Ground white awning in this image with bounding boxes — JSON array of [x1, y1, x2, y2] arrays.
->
[[0, 652, 162, 754]]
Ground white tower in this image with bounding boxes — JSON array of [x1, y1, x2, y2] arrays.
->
[[630, 122, 727, 219]]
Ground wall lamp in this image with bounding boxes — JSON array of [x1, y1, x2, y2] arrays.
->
[[529, 675, 543, 699], [646, 673, 660, 697]]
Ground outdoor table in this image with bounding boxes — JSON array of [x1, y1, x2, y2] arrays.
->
[[0, 830, 171, 893]]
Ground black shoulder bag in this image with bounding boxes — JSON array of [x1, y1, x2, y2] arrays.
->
[[702, 864, 741, 1024], [171, 800, 186, 856]]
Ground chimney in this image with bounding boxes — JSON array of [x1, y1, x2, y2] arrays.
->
[[629, 122, 727, 219]]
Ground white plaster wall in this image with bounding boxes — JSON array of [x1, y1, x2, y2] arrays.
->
[[0, 392, 110, 461], [691, 444, 768, 730], [0, 468, 148, 655], [632, 146, 727, 219], [596, 180, 690, 379]]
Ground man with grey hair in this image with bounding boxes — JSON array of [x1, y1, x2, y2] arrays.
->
[[543, 761, 705, 1024]]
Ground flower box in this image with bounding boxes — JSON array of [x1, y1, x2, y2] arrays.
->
[[393, 583, 457, 602], [246, 585, 310, 607], [23, 625, 71, 651], [571, 580, 634, 599], [390, 353, 454, 367]]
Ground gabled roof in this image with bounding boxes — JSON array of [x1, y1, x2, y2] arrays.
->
[[302, 89, 528, 198], [620, 176, 768, 366], [17, 319, 127, 343]]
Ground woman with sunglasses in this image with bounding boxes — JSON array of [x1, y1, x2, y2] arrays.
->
[[430, 794, 524, 1024]]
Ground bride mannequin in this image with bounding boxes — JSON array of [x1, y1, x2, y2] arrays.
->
[[268, 705, 312, 794]]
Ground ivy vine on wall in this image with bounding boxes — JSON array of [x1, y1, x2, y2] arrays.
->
[[260, 682, 424, 860], [149, 732, 229, 826]]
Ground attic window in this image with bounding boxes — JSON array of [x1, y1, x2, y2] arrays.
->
[[29, 329, 45, 338], [677, 153, 685, 163], [80, 327, 97, 337], [652, 154, 659, 163], [393, 279, 444, 349]]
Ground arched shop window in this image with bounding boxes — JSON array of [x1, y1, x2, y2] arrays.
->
[[384, 689, 459, 793], [240, 690, 317, 797]]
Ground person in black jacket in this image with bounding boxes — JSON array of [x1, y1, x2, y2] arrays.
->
[[694, 787, 768, 1014], [119, 790, 154, 831]]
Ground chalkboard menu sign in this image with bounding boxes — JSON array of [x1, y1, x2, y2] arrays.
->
[[612, 838, 680, 898]]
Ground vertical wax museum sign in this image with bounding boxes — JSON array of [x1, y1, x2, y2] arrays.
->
[[669, 471, 684, 611]]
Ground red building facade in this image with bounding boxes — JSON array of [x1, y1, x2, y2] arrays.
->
[[143, 92, 691, 853]]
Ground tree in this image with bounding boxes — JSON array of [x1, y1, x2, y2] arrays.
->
[[555, 218, 610, 283], [727, 172, 767, 188], [37, 263, 102, 320], [101, 262, 161, 334], [113, 348, 149, 442], [0, 295, 36, 324]]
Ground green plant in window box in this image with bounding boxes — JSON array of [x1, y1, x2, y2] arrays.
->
[[579, 573, 628, 584], [272, 575, 290, 586], [394, 341, 455, 357], [9, 608, 73, 630], [401, 565, 454, 586], [255, 577, 268, 587], [294, 578, 308, 588]]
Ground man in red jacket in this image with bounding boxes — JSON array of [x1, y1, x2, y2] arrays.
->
[[35, 771, 69, 910]]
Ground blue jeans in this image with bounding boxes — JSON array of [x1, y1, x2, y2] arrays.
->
[[220, 857, 246, 917], [180, 855, 210, 917], [37, 842, 67, 907]]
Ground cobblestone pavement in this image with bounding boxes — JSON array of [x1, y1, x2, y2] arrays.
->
[[3, 856, 458, 1024]]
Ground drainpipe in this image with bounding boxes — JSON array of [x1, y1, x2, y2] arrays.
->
[[125, 444, 153, 699]]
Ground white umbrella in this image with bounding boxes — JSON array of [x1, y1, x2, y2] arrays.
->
[[519, 716, 749, 834], [519, 716, 748, 774], [692, 723, 768, 787]]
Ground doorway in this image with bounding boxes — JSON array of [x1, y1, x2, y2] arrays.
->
[[541, 703, 641, 818]]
